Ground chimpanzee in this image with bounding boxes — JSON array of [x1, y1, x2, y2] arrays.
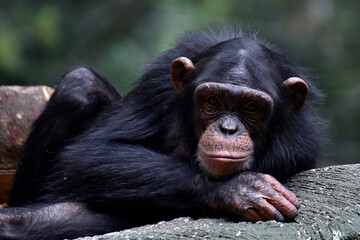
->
[[0, 28, 323, 239]]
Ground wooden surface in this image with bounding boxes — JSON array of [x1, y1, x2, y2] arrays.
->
[[0, 86, 53, 170], [0, 85, 53, 204]]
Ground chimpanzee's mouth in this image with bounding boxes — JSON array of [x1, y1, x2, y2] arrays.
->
[[200, 152, 252, 163]]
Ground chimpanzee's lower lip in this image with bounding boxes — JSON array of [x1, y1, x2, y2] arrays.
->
[[211, 156, 249, 163], [201, 152, 251, 163]]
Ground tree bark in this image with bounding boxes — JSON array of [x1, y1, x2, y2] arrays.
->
[[77, 164, 360, 240]]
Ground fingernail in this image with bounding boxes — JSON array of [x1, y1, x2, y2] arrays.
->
[[274, 211, 285, 222]]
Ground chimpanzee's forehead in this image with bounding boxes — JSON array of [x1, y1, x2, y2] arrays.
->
[[194, 39, 276, 93]]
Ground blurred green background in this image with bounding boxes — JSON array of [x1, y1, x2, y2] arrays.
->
[[0, 0, 359, 167]]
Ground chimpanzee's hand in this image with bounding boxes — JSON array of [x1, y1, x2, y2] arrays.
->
[[213, 172, 300, 222]]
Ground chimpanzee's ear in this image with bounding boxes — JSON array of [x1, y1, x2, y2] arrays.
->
[[171, 57, 195, 94], [283, 77, 309, 111]]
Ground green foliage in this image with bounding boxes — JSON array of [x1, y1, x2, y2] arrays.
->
[[0, 27, 21, 73], [0, 0, 359, 166]]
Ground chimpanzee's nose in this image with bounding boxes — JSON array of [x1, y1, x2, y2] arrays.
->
[[219, 117, 238, 135]]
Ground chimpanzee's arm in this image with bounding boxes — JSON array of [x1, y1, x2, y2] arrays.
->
[[44, 140, 299, 223], [0, 202, 119, 240], [1, 145, 216, 239], [44, 142, 213, 210], [0, 142, 298, 239]]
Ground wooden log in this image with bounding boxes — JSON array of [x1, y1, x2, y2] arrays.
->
[[0, 86, 53, 203]]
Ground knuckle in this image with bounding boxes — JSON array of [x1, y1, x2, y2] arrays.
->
[[253, 197, 265, 207], [253, 180, 264, 189], [262, 188, 277, 198], [234, 201, 252, 212], [263, 173, 276, 182]]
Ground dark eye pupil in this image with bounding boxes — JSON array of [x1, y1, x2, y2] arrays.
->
[[245, 103, 259, 112], [207, 97, 219, 106]]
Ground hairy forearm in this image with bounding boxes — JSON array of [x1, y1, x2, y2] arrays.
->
[[0, 202, 118, 240]]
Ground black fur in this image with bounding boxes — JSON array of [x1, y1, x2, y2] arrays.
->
[[1, 28, 324, 239]]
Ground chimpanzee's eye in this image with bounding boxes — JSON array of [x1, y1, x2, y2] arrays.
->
[[203, 96, 222, 116], [243, 102, 261, 122], [206, 96, 221, 107], [243, 102, 259, 113]]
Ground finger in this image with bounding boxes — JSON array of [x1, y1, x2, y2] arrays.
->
[[264, 174, 300, 208], [276, 184, 299, 209], [263, 189, 298, 220], [254, 197, 285, 222], [243, 208, 263, 223]]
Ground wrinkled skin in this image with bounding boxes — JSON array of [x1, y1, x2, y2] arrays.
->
[[213, 172, 299, 222]]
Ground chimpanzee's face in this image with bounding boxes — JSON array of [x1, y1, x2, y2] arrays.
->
[[170, 40, 309, 178], [193, 82, 273, 177]]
